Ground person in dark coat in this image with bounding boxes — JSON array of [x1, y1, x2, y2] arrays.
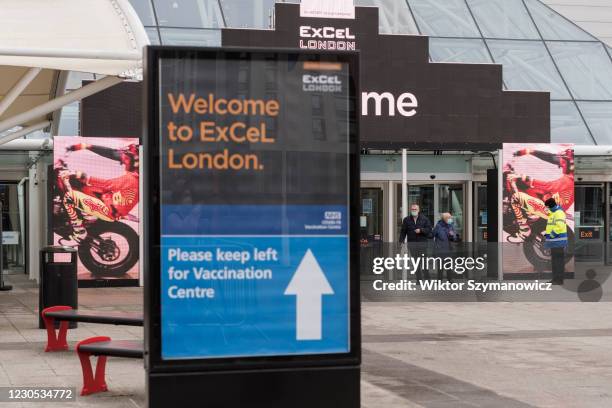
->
[[399, 203, 432, 244], [399, 203, 432, 280], [432, 213, 459, 281]]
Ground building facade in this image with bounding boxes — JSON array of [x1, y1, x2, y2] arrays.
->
[[77, 0, 605, 261], [21, 0, 605, 276]]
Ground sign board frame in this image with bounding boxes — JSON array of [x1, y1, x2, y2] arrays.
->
[[144, 46, 360, 375]]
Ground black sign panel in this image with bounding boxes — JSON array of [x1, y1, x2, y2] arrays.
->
[[223, 3, 550, 149], [81, 81, 142, 139], [144, 47, 360, 375]]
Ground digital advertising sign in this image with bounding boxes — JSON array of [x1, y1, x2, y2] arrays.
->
[[52, 136, 140, 285], [144, 47, 360, 395], [502, 143, 575, 275]]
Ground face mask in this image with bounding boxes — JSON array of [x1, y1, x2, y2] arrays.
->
[[447, 218, 453, 224], [410, 211, 418, 217]]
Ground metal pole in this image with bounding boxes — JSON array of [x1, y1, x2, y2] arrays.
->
[[497, 149, 503, 280], [0, 121, 50, 146], [401, 149, 409, 279], [17, 178, 27, 267], [401, 148, 408, 220], [0, 138, 53, 151], [0, 200, 13, 291], [0, 47, 141, 61]]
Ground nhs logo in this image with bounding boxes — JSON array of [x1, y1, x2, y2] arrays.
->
[[324, 211, 342, 220]]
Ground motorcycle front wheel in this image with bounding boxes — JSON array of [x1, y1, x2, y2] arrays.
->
[[78, 221, 139, 277]]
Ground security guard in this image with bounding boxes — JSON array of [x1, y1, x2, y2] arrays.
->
[[544, 197, 567, 285]]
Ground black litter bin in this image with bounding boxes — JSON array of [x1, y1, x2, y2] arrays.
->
[[39, 246, 78, 329]]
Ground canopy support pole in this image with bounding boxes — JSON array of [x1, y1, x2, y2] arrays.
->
[[401, 148, 408, 220], [0, 120, 50, 145], [0, 67, 42, 116], [0, 47, 141, 61], [0, 75, 122, 139]]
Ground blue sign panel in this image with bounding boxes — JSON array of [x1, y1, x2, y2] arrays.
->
[[160, 229, 349, 358], [157, 54, 353, 360]]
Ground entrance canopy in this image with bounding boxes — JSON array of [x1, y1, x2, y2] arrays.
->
[[0, 0, 149, 144]]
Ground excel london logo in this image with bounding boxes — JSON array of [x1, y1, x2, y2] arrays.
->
[[298, 25, 356, 50], [302, 74, 342, 93]]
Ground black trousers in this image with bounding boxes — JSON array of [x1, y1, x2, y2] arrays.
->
[[551, 247, 565, 283], [408, 241, 430, 281]]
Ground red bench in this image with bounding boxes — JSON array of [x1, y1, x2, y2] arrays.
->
[[76, 336, 143, 395], [40, 306, 145, 395], [41, 305, 143, 351]]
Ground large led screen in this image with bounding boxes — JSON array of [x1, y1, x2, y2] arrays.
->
[[53, 136, 140, 281], [502, 143, 575, 275]]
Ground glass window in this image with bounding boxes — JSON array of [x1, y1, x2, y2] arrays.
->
[[410, 0, 480, 37], [159, 28, 221, 46], [219, 0, 276, 29], [58, 102, 79, 136], [438, 184, 464, 238], [550, 101, 593, 145], [153, 0, 224, 28], [487, 40, 571, 99], [360, 188, 383, 241], [128, 0, 157, 26], [524, 0, 595, 41], [145, 27, 161, 45], [429, 38, 492, 63], [578, 102, 612, 145], [575, 185, 604, 227], [0, 184, 26, 272], [355, 0, 418, 34], [547, 41, 612, 100], [396, 184, 435, 231], [467, 0, 539, 39]]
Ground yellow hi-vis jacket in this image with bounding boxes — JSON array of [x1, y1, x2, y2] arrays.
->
[[545, 205, 568, 249]]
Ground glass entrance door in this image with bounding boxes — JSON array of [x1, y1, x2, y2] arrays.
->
[[438, 184, 464, 239], [360, 187, 383, 242], [396, 184, 435, 235], [575, 183, 605, 262], [395, 183, 465, 240], [0, 183, 25, 274], [474, 183, 488, 243]]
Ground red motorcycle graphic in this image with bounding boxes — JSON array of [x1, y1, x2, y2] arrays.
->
[[503, 162, 574, 271], [53, 157, 139, 277]]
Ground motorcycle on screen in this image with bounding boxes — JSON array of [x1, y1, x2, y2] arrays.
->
[[52, 158, 139, 277], [502, 163, 574, 271]]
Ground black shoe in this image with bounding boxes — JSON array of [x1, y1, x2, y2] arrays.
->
[[548, 280, 563, 285]]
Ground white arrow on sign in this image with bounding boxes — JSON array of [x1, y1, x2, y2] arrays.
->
[[284, 249, 334, 340]]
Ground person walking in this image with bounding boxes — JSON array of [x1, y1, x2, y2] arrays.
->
[[544, 197, 568, 285], [432, 213, 459, 282], [399, 203, 432, 280]]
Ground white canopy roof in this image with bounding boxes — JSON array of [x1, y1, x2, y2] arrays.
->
[[0, 0, 149, 144], [0, 0, 149, 77]]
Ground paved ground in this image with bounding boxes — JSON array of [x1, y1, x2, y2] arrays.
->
[[1, 274, 612, 407]]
